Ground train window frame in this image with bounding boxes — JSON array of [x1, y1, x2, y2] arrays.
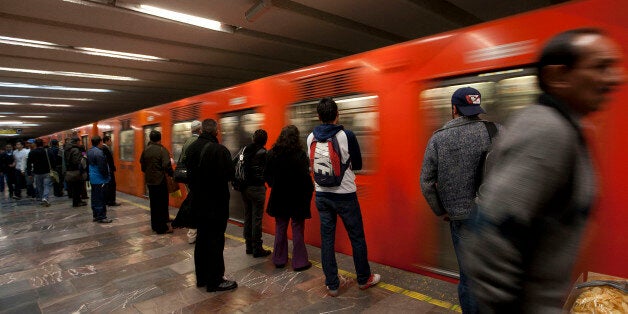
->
[[119, 129, 135, 161], [171, 120, 193, 163], [219, 109, 265, 156], [420, 67, 540, 131], [287, 94, 380, 174]]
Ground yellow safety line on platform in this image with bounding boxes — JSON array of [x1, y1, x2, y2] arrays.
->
[[120, 196, 462, 312]]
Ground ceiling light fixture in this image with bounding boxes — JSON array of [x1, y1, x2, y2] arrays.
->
[[0, 67, 139, 81], [0, 82, 112, 92], [0, 102, 19, 106], [0, 121, 23, 125], [75, 47, 168, 62], [30, 103, 73, 107], [0, 36, 59, 49], [0, 95, 94, 101], [245, 0, 273, 22], [130, 4, 235, 33], [20, 115, 48, 118]]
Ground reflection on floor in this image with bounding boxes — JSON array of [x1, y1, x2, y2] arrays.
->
[[0, 192, 460, 313]]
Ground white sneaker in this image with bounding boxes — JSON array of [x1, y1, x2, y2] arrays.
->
[[187, 228, 197, 244], [358, 274, 381, 290]]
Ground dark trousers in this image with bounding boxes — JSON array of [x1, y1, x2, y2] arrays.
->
[[5, 168, 17, 197], [148, 181, 169, 233], [53, 167, 63, 197], [241, 185, 266, 251], [15, 171, 25, 197], [194, 216, 228, 287], [316, 194, 371, 290], [91, 183, 107, 220], [273, 217, 309, 269], [450, 220, 479, 314], [68, 180, 83, 206], [106, 171, 117, 205]]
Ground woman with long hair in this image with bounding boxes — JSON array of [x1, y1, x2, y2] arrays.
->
[[264, 125, 313, 270]]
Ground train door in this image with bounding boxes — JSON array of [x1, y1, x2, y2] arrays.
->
[[142, 124, 162, 197], [419, 67, 540, 278], [219, 109, 264, 222]]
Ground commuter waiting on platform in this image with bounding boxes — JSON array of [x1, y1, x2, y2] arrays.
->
[[87, 136, 112, 223], [307, 97, 380, 297], [264, 125, 314, 271], [185, 119, 237, 292], [467, 28, 625, 312], [65, 138, 87, 207], [140, 130, 174, 234], [179, 120, 202, 244], [102, 136, 121, 207], [420, 86, 501, 313]]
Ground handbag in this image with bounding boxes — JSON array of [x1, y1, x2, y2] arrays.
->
[[173, 165, 188, 183], [166, 175, 180, 194], [172, 191, 197, 229], [45, 148, 60, 184]]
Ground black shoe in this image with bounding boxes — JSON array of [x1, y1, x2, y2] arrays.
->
[[196, 281, 206, 288], [246, 249, 253, 254], [275, 263, 286, 269], [207, 280, 237, 292], [253, 249, 271, 258], [108, 202, 122, 206], [97, 218, 113, 223], [73, 202, 88, 207], [294, 263, 312, 272]]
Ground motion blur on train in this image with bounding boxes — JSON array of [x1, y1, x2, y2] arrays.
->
[[49, 0, 627, 281]]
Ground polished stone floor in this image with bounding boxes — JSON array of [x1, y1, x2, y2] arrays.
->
[[0, 190, 460, 313]]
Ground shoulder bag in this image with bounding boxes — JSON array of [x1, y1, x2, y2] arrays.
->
[[45, 148, 60, 184]]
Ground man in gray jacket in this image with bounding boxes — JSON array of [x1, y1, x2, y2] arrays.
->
[[467, 28, 624, 313], [420, 86, 498, 314]]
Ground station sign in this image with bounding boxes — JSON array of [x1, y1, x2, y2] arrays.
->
[[0, 128, 21, 135]]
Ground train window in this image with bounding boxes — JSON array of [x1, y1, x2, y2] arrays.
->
[[172, 121, 192, 162], [119, 130, 134, 161], [288, 94, 380, 173], [420, 68, 541, 132], [219, 110, 264, 155]]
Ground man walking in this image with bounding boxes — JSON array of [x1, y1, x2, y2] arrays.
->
[[185, 119, 237, 292], [467, 28, 624, 312], [87, 136, 113, 223], [26, 139, 57, 206], [420, 86, 499, 313], [307, 97, 380, 297], [0, 144, 16, 199]]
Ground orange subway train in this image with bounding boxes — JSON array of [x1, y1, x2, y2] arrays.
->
[[49, 0, 628, 282]]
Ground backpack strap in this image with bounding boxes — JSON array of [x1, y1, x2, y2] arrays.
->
[[198, 142, 211, 168], [482, 121, 498, 143]]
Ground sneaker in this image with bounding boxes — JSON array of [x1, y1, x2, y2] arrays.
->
[[207, 280, 237, 292], [41, 199, 50, 207], [97, 218, 113, 224], [326, 286, 339, 297], [358, 274, 381, 290]]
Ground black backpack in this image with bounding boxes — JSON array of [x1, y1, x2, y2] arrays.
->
[[475, 121, 498, 192]]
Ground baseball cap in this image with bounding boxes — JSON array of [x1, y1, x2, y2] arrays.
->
[[27, 138, 35, 144], [451, 87, 486, 116]]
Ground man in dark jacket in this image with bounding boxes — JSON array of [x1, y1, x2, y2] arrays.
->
[[185, 118, 237, 292], [140, 130, 173, 234], [102, 136, 120, 206], [26, 139, 57, 206], [49, 139, 64, 197], [237, 129, 271, 257], [65, 138, 87, 207], [87, 136, 112, 223], [0, 144, 16, 199]]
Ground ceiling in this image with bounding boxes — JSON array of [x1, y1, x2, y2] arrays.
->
[[0, 0, 566, 139]]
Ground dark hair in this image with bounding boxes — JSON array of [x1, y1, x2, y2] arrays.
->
[[317, 97, 338, 123], [103, 135, 111, 143], [149, 130, 161, 142], [537, 28, 605, 92], [35, 138, 44, 147], [252, 129, 268, 146], [202, 119, 218, 136], [271, 125, 302, 154], [91, 135, 102, 146]]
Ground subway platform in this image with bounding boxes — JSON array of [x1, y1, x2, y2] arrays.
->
[[0, 191, 460, 313]]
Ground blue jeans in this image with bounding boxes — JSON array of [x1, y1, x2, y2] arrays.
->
[[450, 219, 478, 314], [90, 183, 107, 221], [34, 173, 52, 201], [316, 194, 371, 289]]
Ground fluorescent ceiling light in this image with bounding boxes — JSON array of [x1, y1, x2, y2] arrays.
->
[[0, 95, 94, 101], [75, 47, 168, 62], [0, 102, 19, 106], [0, 36, 59, 49], [0, 82, 112, 92], [20, 115, 47, 118], [21, 123, 41, 126], [0, 134, 19, 137], [132, 4, 234, 33], [0, 112, 15, 114], [0, 67, 139, 81], [0, 121, 23, 125], [0, 115, 5, 118], [30, 103, 73, 107]]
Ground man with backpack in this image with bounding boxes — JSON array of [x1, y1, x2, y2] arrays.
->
[[233, 129, 271, 257], [420, 86, 500, 314], [307, 97, 380, 297]]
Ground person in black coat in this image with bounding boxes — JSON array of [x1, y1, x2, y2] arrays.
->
[[264, 125, 313, 271], [184, 119, 237, 292]]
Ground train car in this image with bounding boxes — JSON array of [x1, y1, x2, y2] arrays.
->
[[50, 0, 628, 281]]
